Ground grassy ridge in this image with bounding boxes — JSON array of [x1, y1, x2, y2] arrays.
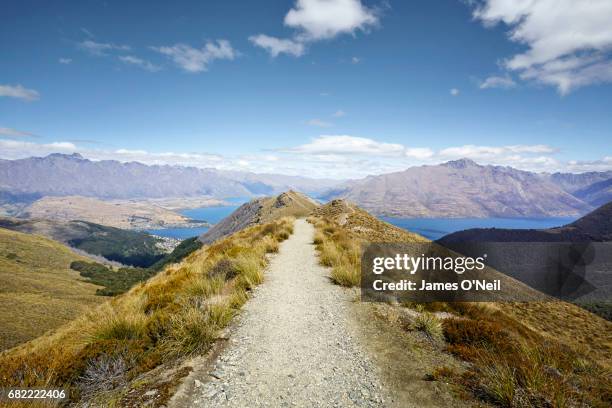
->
[[0, 217, 167, 268], [310, 211, 612, 407], [0, 228, 103, 351], [0, 217, 294, 406]]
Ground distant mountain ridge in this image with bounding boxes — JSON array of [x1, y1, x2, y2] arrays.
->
[[0, 153, 339, 200], [324, 159, 610, 218]]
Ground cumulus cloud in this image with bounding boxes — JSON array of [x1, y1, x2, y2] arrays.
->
[[78, 39, 130, 56], [118, 55, 161, 72], [285, 0, 378, 40], [151, 40, 237, 73], [450, 88, 460, 96], [479, 75, 516, 89], [0, 127, 36, 138], [439, 144, 556, 160], [471, 0, 612, 94], [0, 84, 40, 101], [251, 0, 379, 57], [249, 34, 305, 57], [59, 58, 72, 64], [282, 135, 408, 156]]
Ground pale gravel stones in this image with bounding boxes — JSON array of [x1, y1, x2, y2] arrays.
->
[[187, 219, 389, 407]]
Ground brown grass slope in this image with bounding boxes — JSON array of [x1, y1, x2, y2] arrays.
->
[[0, 217, 294, 407], [200, 190, 317, 244], [310, 200, 611, 407], [312, 200, 546, 302], [0, 228, 104, 351]]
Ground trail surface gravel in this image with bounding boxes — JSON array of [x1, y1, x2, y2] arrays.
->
[[176, 219, 389, 407]]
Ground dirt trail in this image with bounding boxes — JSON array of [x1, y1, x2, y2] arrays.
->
[[171, 219, 389, 407]]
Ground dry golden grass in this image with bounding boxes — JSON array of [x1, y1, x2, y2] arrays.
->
[[310, 218, 362, 287], [0, 217, 295, 406], [0, 228, 104, 351], [310, 201, 612, 407]]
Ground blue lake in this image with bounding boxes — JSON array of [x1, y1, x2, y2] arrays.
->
[[148, 199, 577, 242], [382, 217, 577, 241], [147, 204, 242, 240], [146, 226, 211, 240]]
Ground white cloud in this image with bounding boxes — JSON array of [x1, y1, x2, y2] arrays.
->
[[306, 119, 333, 127], [479, 75, 516, 89], [332, 110, 346, 117], [565, 156, 612, 172], [404, 148, 435, 160], [59, 58, 72, 64], [249, 34, 305, 57], [439, 144, 556, 160], [0, 127, 36, 138], [283, 135, 407, 156], [118, 55, 161, 72], [450, 88, 460, 96], [250, 0, 379, 57], [78, 40, 130, 56], [0, 84, 40, 101], [351, 56, 361, 64], [152, 40, 237, 73], [472, 0, 612, 94], [285, 0, 378, 41]]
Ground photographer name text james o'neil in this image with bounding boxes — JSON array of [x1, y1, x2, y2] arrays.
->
[[372, 279, 501, 292]]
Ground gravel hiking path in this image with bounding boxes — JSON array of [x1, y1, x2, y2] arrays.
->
[[171, 219, 390, 407]]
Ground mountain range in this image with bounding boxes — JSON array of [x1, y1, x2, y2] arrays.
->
[[0, 153, 339, 201], [1, 154, 611, 218], [324, 159, 611, 218]]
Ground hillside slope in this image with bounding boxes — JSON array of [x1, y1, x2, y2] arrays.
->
[[0, 228, 103, 350], [23, 195, 199, 230], [312, 199, 428, 243], [325, 159, 594, 217], [0, 217, 294, 406], [547, 170, 612, 194], [309, 200, 611, 406], [200, 191, 318, 244], [573, 177, 612, 207], [0, 217, 166, 267]]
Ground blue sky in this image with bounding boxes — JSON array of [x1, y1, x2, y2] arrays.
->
[[1, 0, 611, 178]]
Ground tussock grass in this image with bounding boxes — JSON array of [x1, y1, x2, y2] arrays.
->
[[0, 217, 295, 406], [310, 217, 362, 287], [412, 313, 444, 341], [330, 264, 360, 287], [441, 305, 612, 407], [90, 313, 147, 342]]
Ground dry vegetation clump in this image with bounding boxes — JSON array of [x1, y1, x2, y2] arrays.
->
[[310, 217, 362, 287], [439, 303, 612, 407], [412, 312, 444, 341], [0, 217, 295, 406]]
